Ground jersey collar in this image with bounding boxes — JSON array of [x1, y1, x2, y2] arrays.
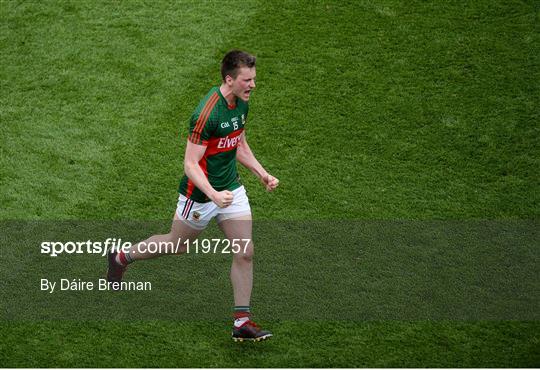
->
[[217, 86, 237, 110]]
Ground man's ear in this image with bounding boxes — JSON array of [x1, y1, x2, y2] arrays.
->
[[225, 75, 234, 86]]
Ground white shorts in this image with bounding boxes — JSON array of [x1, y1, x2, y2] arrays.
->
[[176, 186, 251, 230]]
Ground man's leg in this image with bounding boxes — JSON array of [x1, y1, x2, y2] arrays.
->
[[130, 213, 202, 260], [219, 215, 272, 342], [107, 213, 203, 284], [219, 215, 253, 307]]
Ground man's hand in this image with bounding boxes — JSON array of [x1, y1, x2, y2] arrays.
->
[[261, 174, 279, 192], [211, 190, 234, 208]]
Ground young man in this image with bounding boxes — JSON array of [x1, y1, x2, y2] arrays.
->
[[107, 50, 279, 342]]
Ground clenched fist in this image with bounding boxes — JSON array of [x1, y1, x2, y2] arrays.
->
[[261, 174, 279, 192], [211, 190, 234, 208]]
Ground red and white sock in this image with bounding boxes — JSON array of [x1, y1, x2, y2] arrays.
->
[[115, 250, 133, 267]]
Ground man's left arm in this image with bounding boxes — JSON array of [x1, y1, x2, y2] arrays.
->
[[237, 133, 279, 191]]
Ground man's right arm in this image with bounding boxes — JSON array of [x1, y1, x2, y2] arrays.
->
[[184, 141, 233, 208]]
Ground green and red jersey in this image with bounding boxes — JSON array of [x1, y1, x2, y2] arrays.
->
[[178, 86, 248, 202]]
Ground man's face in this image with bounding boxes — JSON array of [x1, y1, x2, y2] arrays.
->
[[228, 66, 256, 102]]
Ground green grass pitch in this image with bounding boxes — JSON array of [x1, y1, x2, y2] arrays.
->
[[1, 0, 539, 367]]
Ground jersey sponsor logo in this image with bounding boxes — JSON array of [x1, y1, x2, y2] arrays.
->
[[217, 134, 241, 149], [206, 128, 243, 156]]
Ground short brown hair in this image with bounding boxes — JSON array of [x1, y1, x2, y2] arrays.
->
[[221, 50, 256, 81]]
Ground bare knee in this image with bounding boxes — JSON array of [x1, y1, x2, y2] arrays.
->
[[160, 233, 185, 255], [233, 240, 254, 263]]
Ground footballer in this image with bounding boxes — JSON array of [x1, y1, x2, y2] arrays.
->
[[106, 50, 278, 342]]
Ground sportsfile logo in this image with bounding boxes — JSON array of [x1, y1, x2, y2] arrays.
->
[[40, 238, 184, 257], [41, 238, 130, 257]]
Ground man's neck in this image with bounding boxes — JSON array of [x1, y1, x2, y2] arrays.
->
[[219, 84, 236, 106]]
